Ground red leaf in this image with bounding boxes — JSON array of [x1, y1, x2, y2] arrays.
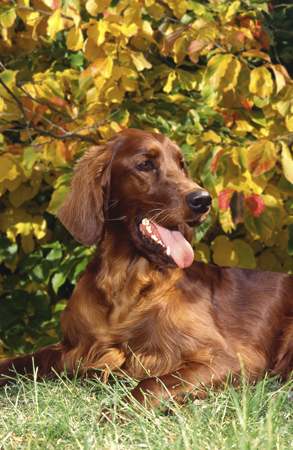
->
[[219, 190, 234, 211], [233, 31, 245, 42], [241, 98, 252, 110], [211, 149, 223, 172], [252, 19, 262, 38], [247, 141, 277, 177], [49, 96, 66, 107], [259, 31, 270, 50], [52, 0, 60, 10], [268, 3, 274, 13], [188, 40, 209, 63], [245, 194, 265, 217], [34, 105, 49, 124]]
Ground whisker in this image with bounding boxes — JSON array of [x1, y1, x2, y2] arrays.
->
[[106, 216, 126, 221], [105, 200, 119, 212]]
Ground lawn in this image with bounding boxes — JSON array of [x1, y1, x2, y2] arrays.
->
[[0, 371, 293, 449]]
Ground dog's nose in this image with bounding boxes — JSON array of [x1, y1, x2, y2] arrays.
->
[[185, 190, 212, 214]]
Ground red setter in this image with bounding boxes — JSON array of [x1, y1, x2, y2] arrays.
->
[[1, 128, 293, 410]]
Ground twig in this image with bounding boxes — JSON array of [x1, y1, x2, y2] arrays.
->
[[0, 78, 96, 143]]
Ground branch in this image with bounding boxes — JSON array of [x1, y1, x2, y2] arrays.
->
[[0, 77, 97, 144], [144, 4, 174, 61]]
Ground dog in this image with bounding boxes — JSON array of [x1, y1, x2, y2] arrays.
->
[[1, 128, 293, 411]]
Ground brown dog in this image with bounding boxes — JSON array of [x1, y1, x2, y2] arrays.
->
[[1, 129, 293, 410]]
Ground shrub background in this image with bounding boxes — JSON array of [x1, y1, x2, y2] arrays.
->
[[0, 0, 293, 356]]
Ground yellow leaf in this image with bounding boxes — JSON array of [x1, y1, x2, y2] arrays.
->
[[163, 71, 177, 93], [233, 239, 256, 269], [90, 57, 113, 78], [211, 236, 239, 267], [124, 3, 142, 25], [32, 16, 44, 40], [2, 175, 22, 193], [219, 209, 235, 233], [286, 115, 293, 132], [168, 0, 188, 18], [44, 141, 67, 167], [269, 64, 289, 94], [242, 50, 271, 63], [21, 233, 35, 254], [0, 6, 16, 28], [177, 70, 198, 90], [47, 9, 63, 41], [258, 249, 282, 272], [0, 155, 21, 183], [65, 5, 81, 28], [247, 140, 277, 177], [83, 38, 105, 62], [202, 130, 221, 143], [105, 84, 125, 103], [32, 215, 47, 240], [47, 185, 70, 215], [221, 58, 241, 92], [274, 86, 293, 117], [86, 0, 111, 16], [281, 142, 293, 185], [121, 75, 137, 92], [66, 25, 84, 51], [205, 54, 233, 86], [130, 53, 152, 71], [249, 66, 273, 99], [194, 242, 210, 263], [221, 1, 241, 22], [9, 184, 38, 208]]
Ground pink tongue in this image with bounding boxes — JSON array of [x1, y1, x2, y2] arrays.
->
[[155, 223, 194, 269]]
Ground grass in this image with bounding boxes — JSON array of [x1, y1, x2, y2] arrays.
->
[[0, 370, 293, 450]]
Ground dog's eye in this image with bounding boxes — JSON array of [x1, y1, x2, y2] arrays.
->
[[137, 161, 154, 172], [180, 161, 186, 172]]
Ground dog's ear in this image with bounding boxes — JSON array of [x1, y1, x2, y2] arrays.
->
[[57, 144, 112, 246]]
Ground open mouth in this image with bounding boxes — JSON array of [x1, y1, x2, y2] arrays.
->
[[135, 216, 195, 269]]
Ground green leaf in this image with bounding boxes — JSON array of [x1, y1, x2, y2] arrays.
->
[[288, 225, 293, 256], [30, 291, 50, 311], [46, 244, 62, 267], [3, 275, 19, 291], [200, 148, 221, 189], [68, 51, 85, 69], [47, 185, 70, 215], [68, 257, 91, 284], [51, 257, 75, 293], [193, 218, 211, 244], [19, 249, 43, 273], [23, 146, 39, 170], [0, 236, 18, 264], [29, 260, 51, 284]]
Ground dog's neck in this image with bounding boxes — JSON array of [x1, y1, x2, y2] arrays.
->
[[95, 231, 183, 321]]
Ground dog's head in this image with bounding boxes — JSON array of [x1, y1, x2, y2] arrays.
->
[[57, 129, 211, 269]]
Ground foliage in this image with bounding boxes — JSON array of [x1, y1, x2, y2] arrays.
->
[[0, 0, 293, 355]]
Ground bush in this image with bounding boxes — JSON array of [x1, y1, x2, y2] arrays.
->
[[0, 0, 293, 356]]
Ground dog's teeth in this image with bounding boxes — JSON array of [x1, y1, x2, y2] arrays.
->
[[151, 235, 158, 241], [142, 218, 149, 226], [146, 225, 152, 234], [167, 246, 170, 256], [158, 240, 164, 246]]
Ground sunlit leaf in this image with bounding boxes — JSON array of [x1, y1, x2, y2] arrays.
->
[[211, 236, 239, 267], [249, 66, 273, 99], [66, 26, 84, 51], [47, 9, 63, 41], [247, 140, 277, 177], [245, 194, 265, 217], [281, 142, 293, 185]]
